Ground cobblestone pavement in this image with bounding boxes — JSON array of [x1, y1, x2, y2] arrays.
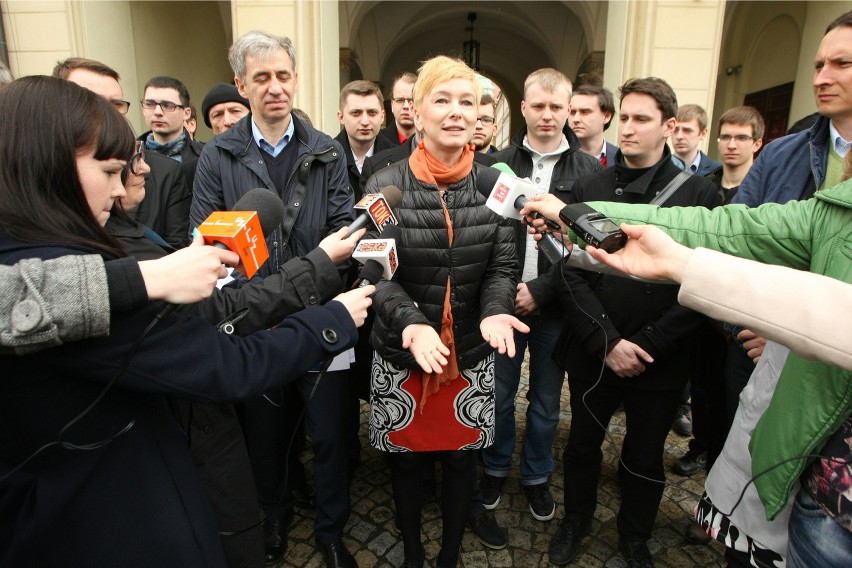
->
[[273, 362, 725, 568]]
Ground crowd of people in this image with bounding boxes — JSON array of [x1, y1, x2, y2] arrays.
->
[[0, 8, 850, 568]]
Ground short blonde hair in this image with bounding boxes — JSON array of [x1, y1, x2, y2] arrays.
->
[[523, 68, 572, 99], [412, 56, 481, 111]]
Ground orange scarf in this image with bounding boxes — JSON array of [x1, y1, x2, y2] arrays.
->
[[407, 142, 475, 409]]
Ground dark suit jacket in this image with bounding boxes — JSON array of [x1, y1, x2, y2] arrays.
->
[[130, 151, 191, 249], [333, 129, 394, 198], [604, 141, 619, 169], [139, 128, 205, 191]]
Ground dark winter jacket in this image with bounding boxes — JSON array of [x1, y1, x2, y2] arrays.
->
[[190, 115, 354, 279], [0, 234, 357, 568], [555, 146, 719, 390], [139, 128, 205, 190], [734, 115, 831, 206], [333, 128, 394, 199], [364, 160, 517, 370]]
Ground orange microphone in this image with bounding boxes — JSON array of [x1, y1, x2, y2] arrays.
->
[[196, 189, 285, 279]]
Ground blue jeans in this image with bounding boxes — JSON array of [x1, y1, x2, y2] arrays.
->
[[787, 489, 852, 568], [481, 313, 565, 485]]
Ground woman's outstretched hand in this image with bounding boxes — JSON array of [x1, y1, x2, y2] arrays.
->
[[480, 314, 530, 358], [403, 323, 451, 374]]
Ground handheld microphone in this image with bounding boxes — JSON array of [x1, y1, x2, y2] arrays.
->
[[356, 260, 385, 288], [478, 164, 572, 265], [196, 189, 285, 278], [346, 185, 403, 237], [351, 223, 399, 285]]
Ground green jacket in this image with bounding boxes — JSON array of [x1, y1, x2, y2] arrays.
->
[[580, 178, 852, 520]]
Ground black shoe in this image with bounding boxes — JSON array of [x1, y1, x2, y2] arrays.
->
[[619, 536, 654, 568], [401, 559, 424, 568], [548, 516, 591, 565], [480, 473, 505, 510], [467, 510, 507, 549], [316, 538, 356, 568], [672, 404, 692, 436], [684, 520, 712, 544], [263, 518, 288, 565], [524, 482, 556, 521], [673, 450, 707, 476], [293, 485, 315, 510]]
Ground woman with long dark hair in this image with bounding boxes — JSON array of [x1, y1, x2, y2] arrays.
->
[[0, 76, 371, 567], [364, 57, 528, 567]]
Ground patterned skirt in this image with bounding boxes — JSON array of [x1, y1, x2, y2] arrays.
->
[[369, 352, 495, 452]]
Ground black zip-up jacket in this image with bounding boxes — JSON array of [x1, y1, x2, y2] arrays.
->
[[556, 146, 719, 390], [492, 124, 602, 309], [364, 160, 517, 370], [190, 114, 353, 280]]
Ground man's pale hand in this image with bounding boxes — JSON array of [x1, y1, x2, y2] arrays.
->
[[480, 313, 530, 358], [519, 194, 569, 233], [402, 323, 450, 374], [319, 227, 366, 265], [605, 339, 654, 378], [737, 329, 766, 364], [514, 283, 539, 316]]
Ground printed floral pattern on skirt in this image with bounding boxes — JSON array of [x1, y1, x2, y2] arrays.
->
[[369, 352, 494, 452]]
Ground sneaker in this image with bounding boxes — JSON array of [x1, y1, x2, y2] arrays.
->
[[523, 482, 556, 521], [672, 404, 693, 436], [467, 510, 507, 549], [619, 536, 654, 568], [673, 450, 707, 476], [548, 516, 591, 565], [480, 473, 505, 510]]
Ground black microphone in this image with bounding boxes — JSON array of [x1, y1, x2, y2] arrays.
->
[[346, 185, 403, 237], [356, 259, 385, 288]]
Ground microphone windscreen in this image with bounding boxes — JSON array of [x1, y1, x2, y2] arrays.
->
[[475, 166, 502, 198], [232, 188, 285, 237], [359, 259, 385, 284], [380, 224, 403, 242], [379, 185, 403, 211]]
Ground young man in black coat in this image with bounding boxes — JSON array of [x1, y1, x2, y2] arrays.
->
[[548, 78, 719, 568]]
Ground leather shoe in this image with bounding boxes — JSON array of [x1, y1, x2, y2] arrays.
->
[[548, 515, 591, 565], [293, 485, 315, 510], [673, 450, 707, 476], [467, 510, 507, 549], [685, 520, 712, 544], [263, 518, 288, 565], [619, 536, 654, 568], [317, 538, 356, 568]]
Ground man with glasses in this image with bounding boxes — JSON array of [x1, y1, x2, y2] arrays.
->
[[140, 76, 205, 189], [379, 72, 417, 146], [483, 68, 601, 524], [473, 93, 499, 154], [53, 58, 191, 249]]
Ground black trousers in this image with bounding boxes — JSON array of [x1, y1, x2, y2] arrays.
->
[[244, 369, 351, 544], [562, 377, 682, 539], [687, 323, 729, 468], [388, 450, 475, 567]]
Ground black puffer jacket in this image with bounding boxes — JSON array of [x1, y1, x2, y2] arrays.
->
[[364, 160, 517, 370]]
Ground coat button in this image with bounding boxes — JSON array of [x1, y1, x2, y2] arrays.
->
[[645, 325, 653, 333], [304, 161, 310, 167], [308, 295, 317, 305], [204, 425, 212, 434], [322, 328, 339, 344], [600, 313, 608, 319], [294, 201, 300, 207], [12, 300, 43, 332], [615, 188, 624, 195]]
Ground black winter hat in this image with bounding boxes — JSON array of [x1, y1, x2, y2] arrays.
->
[[201, 83, 249, 128]]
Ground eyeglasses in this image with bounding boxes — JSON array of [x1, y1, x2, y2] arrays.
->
[[110, 99, 131, 115], [140, 99, 185, 112], [718, 134, 756, 143], [121, 141, 146, 184], [477, 116, 495, 125], [391, 97, 414, 106]]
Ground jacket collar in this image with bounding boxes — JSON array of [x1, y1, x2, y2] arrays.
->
[[613, 144, 679, 196], [212, 113, 327, 157]]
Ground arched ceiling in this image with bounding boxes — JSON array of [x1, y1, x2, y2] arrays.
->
[[340, 1, 606, 92]]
